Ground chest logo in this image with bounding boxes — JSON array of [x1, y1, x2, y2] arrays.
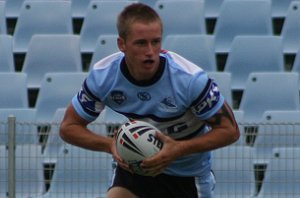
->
[[110, 90, 126, 105], [137, 92, 151, 101], [159, 97, 178, 112]]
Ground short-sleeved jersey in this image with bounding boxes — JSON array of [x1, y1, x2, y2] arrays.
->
[[72, 51, 224, 177]]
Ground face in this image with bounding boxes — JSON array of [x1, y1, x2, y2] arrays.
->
[[118, 21, 162, 81]]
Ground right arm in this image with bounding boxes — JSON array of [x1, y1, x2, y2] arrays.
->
[[59, 104, 113, 154]]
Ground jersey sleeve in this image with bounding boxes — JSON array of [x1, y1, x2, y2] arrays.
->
[[189, 72, 224, 120], [71, 79, 105, 122]]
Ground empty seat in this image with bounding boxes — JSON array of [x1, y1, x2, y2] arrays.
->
[[212, 145, 256, 198], [21, 34, 82, 89], [163, 34, 217, 72], [80, 0, 135, 53], [89, 34, 120, 70], [204, 0, 224, 18], [257, 147, 300, 198], [214, 0, 273, 53], [0, 108, 38, 145], [71, 0, 92, 18], [239, 72, 300, 123], [281, 1, 300, 54], [0, 72, 28, 108], [254, 110, 300, 164], [0, 35, 15, 72], [224, 35, 285, 90], [35, 72, 87, 123], [271, 0, 299, 17], [0, 1, 6, 34], [154, 0, 206, 38], [41, 144, 113, 198], [13, 0, 73, 53], [4, 0, 25, 18], [292, 48, 300, 85], [207, 72, 233, 107], [0, 144, 45, 197]]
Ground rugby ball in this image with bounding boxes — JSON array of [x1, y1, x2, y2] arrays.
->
[[116, 120, 163, 176]]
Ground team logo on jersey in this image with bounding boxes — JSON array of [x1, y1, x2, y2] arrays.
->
[[137, 92, 151, 101], [159, 97, 178, 112], [192, 82, 220, 115], [110, 90, 126, 105]]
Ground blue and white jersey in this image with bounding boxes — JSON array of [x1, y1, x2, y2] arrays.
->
[[72, 51, 225, 177]]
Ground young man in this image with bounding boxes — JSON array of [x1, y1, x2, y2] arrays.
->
[[60, 3, 240, 198]]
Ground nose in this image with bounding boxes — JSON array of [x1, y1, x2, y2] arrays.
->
[[145, 42, 154, 56]]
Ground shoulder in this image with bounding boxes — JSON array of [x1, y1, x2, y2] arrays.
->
[[92, 52, 124, 71]]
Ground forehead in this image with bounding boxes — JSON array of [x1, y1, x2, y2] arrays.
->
[[127, 21, 162, 39]]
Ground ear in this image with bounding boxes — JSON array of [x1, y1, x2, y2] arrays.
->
[[117, 37, 125, 52]]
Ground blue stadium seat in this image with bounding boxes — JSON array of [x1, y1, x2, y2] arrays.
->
[[224, 35, 285, 90], [35, 72, 87, 123], [214, 0, 273, 53], [89, 34, 120, 70], [71, 0, 92, 18], [13, 0, 73, 53], [80, 0, 135, 53], [0, 145, 7, 197], [292, 48, 300, 83], [1, 144, 45, 197], [257, 147, 300, 198], [271, 0, 300, 17], [154, 0, 206, 38], [212, 145, 256, 198], [239, 72, 300, 123], [41, 144, 113, 198], [281, 1, 300, 54], [204, 0, 224, 18], [0, 1, 6, 34], [0, 108, 38, 145], [4, 0, 25, 18], [254, 110, 300, 165], [207, 72, 233, 107], [0, 72, 28, 108], [163, 34, 217, 72], [21, 34, 82, 89], [0, 35, 15, 72]]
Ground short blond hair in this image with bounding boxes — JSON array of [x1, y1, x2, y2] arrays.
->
[[117, 3, 163, 39]]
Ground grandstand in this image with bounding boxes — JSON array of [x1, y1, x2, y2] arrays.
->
[[1, 0, 300, 197]]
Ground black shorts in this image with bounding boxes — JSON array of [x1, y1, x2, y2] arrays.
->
[[109, 166, 198, 198]]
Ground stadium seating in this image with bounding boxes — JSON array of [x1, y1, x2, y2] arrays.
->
[[89, 34, 120, 70], [4, 0, 25, 18], [71, 0, 92, 18], [207, 72, 233, 107], [80, 0, 135, 53], [281, 1, 300, 54], [154, 0, 206, 37], [204, 0, 224, 18], [257, 147, 300, 198], [13, 0, 73, 53], [0, 72, 28, 108], [0, 1, 6, 34], [271, 0, 299, 17], [0, 108, 38, 145], [212, 145, 256, 198], [214, 0, 273, 53], [41, 144, 113, 198], [0, 35, 15, 72], [35, 72, 87, 124], [0, 144, 45, 197], [224, 35, 285, 90], [21, 34, 82, 89], [239, 72, 300, 123], [292, 48, 300, 80], [163, 34, 217, 72], [253, 110, 300, 165]]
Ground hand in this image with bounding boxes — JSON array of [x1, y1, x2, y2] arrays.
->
[[141, 131, 183, 176], [111, 131, 133, 173]]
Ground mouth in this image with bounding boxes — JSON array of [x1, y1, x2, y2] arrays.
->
[[143, 59, 155, 65]]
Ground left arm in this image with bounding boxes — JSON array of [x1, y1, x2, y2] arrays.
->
[[142, 101, 240, 174]]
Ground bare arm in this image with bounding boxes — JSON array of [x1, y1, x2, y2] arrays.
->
[[59, 104, 113, 154]]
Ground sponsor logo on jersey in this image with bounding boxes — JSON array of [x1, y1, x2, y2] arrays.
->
[[110, 90, 126, 105], [137, 91, 151, 101], [193, 82, 220, 115], [78, 88, 102, 116], [159, 97, 178, 112]]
